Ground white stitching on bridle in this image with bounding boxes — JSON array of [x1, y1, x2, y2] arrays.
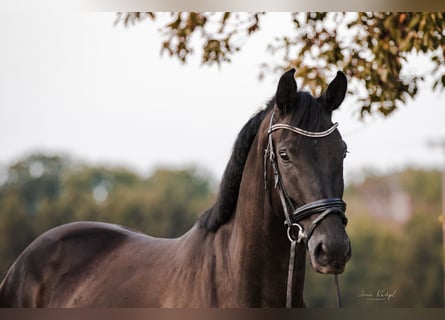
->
[[268, 122, 339, 138]]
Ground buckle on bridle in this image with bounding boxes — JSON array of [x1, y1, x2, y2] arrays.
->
[[286, 222, 306, 243]]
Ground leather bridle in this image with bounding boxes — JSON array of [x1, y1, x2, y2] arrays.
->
[[264, 111, 348, 308]]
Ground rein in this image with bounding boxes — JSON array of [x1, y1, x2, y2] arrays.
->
[[264, 112, 348, 308]]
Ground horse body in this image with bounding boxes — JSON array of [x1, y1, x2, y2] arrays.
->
[[0, 222, 214, 307], [0, 144, 298, 307], [0, 217, 294, 307], [0, 69, 350, 307]]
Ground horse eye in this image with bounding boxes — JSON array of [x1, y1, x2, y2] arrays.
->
[[279, 150, 290, 161]]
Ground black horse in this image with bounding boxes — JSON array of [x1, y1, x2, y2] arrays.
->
[[0, 69, 351, 307]]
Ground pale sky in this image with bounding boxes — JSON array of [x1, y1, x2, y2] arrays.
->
[[0, 13, 444, 185]]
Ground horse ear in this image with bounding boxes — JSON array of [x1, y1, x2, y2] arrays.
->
[[318, 71, 347, 111], [275, 68, 297, 114]]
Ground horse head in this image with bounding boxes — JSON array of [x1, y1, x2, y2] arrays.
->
[[266, 68, 351, 274]]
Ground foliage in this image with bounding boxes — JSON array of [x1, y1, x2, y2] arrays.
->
[[394, 212, 443, 307], [0, 154, 215, 271], [305, 214, 404, 307], [305, 168, 443, 307], [115, 12, 263, 65], [116, 12, 445, 118]]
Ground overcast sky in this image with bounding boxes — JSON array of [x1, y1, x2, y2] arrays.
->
[[1, 13, 444, 184]]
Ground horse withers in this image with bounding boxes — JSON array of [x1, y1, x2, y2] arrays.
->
[[0, 69, 351, 307]]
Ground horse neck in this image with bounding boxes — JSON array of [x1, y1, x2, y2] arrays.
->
[[226, 122, 307, 307]]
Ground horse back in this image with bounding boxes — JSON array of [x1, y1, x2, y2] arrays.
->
[[0, 221, 138, 307]]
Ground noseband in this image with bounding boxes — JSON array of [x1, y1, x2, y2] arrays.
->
[[264, 112, 348, 307]]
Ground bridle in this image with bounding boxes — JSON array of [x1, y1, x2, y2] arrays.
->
[[264, 111, 348, 308]]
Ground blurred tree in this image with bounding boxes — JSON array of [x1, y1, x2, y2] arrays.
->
[[398, 169, 441, 208], [0, 192, 35, 272], [392, 212, 443, 306], [304, 168, 442, 307], [0, 155, 442, 306], [304, 214, 403, 307], [102, 167, 215, 237], [0, 154, 215, 273], [4, 154, 68, 215], [116, 12, 445, 118], [0, 154, 70, 271]]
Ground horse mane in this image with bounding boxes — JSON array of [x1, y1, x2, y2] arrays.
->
[[198, 90, 328, 232], [198, 99, 275, 232]]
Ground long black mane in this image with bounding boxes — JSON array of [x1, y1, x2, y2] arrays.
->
[[198, 91, 328, 232], [198, 99, 274, 232]]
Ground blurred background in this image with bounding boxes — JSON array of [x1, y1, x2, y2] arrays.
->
[[0, 12, 444, 307]]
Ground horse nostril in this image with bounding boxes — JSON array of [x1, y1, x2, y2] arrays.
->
[[314, 241, 330, 266]]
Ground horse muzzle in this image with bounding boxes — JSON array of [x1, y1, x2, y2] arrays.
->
[[307, 216, 352, 274]]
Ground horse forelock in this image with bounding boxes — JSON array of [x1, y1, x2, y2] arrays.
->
[[291, 91, 331, 132]]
